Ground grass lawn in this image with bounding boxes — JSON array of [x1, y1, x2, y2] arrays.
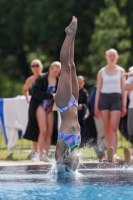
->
[[0, 131, 131, 161]]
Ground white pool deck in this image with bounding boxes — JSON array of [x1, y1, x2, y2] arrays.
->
[[0, 160, 99, 167]]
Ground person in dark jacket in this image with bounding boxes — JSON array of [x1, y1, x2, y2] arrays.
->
[[24, 61, 61, 161], [77, 76, 89, 143], [23, 59, 43, 161]]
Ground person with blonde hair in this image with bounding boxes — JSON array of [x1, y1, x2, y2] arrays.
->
[[23, 59, 43, 161], [23, 59, 43, 103], [24, 61, 61, 162], [94, 48, 126, 162]]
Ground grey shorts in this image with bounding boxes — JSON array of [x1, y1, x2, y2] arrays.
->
[[98, 92, 122, 111]]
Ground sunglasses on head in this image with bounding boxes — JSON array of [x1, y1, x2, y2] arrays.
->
[[31, 64, 39, 68]]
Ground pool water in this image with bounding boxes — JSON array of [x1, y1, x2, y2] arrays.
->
[[0, 164, 133, 200]]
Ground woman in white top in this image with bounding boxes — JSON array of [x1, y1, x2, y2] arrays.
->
[[94, 48, 126, 162]]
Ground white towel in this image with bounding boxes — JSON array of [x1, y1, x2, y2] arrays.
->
[[5, 127, 18, 149], [3, 95, 29, 149]]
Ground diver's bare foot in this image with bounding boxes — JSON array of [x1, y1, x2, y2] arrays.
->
[[65, 16, 77, 35]]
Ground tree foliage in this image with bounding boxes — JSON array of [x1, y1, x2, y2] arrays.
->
[[0, 0, 133, 97], [88, 0, 131, 77]]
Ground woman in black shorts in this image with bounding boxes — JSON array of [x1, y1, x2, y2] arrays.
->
[[94, 48, 126, 162]]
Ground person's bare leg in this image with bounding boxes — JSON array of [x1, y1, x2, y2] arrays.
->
[[32, 141, 38, 153], [124, 147, 131, 162], [55, 140, 78, 170], [107, 146, 114, 163], [100, 110, 110, 149], [30, 141, 38, 161], [36, 106, 47, 158], [55, 139, 68, 162], [70, 35, 79, 101], [110, 111, 121, 154], [55, 16, 78, 161], [44, 111, 54, 156], [55, 16, 77, 107]]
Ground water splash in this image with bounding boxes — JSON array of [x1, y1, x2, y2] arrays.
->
[[47, 149, 83, 178]]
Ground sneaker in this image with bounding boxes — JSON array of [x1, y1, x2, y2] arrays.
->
[[40, 153, 50, 162], [107, 146, 114, 163], [124, 147, 131, 162], [99, 155, 107, 162], [30, 152, 39, 162]]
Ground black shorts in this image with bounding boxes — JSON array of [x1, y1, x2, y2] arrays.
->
[[98, 92, 122, 111]]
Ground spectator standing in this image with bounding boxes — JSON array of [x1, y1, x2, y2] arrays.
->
[[89, 85, 106, 162], [122, 67, 133, 162], [94, 48, 126, 162], [23, 59, 43, 161], [77, 75, 89, 145], [24, 61, 61, 162]]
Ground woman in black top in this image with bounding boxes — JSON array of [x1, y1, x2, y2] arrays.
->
[[23, 59, 43, 161], [24, 61, 61, 161]]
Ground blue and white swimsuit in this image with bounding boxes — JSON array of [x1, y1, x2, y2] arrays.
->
[[56, 95, 81, 150]]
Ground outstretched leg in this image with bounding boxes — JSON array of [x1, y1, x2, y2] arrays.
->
[[70, 35, 79, 101], [55, 16, 77, 108]]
